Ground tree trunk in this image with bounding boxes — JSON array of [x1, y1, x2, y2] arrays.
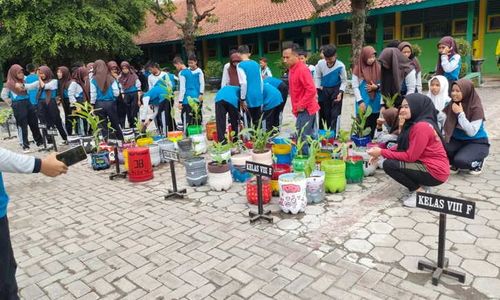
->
[[183, 27, 196, 58], [350, 0, 367, 68], [182, 0, 197, 58]]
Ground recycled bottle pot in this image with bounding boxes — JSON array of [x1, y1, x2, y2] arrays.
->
[[320, 159, 346, 193], [278, 173, 307, 214]]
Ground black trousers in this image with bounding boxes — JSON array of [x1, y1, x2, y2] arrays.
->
[[215, 101, 239, 144], [11, 100, 42, 148], [366, 113, 379, 139], [95, 101, 124, 141], [247, 106, 262, 127], [116, 95, 127, 129], [61, 97, 78, 136], [445, 137, 489, 170], [181, 102, 203, 127], [37, 99, 67, 141], [277, 82, 289, 113], [383, 159, 443, 192], [122, 93, 140, 129], [155, 100, 176, 134], [264, 106, 280, 132], [0, 216, 19, 300], [318, 86, 342, 130]]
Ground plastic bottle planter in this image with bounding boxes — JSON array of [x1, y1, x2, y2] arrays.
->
[[207, 162, 233, 191], [177, 138, 193, 159], [307, 170, 325, 204], [187, 125, 203, 136], [345, 156, 364, 184], [278, 173, 307, 214], [351, 135, 371, 147], [91, 151, 111, 171], [157, 140, 176, 163], [246, 178, 272, 205], [272, 144, 292, 165], [184, 157, 208, 186], [137, 137, 153, 147], [210, 149, 231, 162], [231, 165, 253, 182], [318, 129, 335, 147], [167, 131, 184, 143], [320, 159, 346, 193], [152, 135, 164, 143], [148, 144, 161, 167], [271, 164, 292, 196], [363, 160, 377, 177], [190, 133, 207, 154], [205, 121, 217, 141], [67, 136, 82, 148], [315, 151, 331, 169], [292, 155, 310, 176], [251, 149, 273, 166], [81, 136, 94, 153]]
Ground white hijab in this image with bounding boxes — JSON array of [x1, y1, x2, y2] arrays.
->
[[427, 75, 450, 111]]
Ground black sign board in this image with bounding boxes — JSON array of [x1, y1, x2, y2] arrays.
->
[[161, 149, 180, 162], [416, 192, 475, 219], [245, 161, 273, 177]]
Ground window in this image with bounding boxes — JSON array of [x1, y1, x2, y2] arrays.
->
[[337, 33, 351, 46], [320, 35, 330, 46], [402, 24, 423, 40], [424, 21, 451, 38], [383, 27, 394, 41], [267, 41, 280, 53], [452, 18, 477, 35], [488, 15, 500, 32]]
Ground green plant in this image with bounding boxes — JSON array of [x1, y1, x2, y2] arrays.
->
[[274, 58, 288, 76], [319, 120, 334, 146], [337, 129, 351, 143], [240, 117, 278, 153], [209, 141, 231, 165], [287, 124, 309, 157], [204, 60, 223, 78], [306, 136, 322, 171], [382, 93, 399, 109], [455, 38, 472, 77], [188, 97, 202, 126], [411, 43, 422, 57], [334, 129, 351, 161], [351, 106, 372, 137], [72, 102, 104, 152], [0, 107, 13, 125], [307, 52, 321, 66], [70, 118, 78, 134]]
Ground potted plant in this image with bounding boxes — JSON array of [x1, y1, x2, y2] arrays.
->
[[204, 106, 217, 141], [187, 97, 203, 136], [240, 117, 277, 166], [333, 129, 352, 160], [0, 107, 13, 136], [382, 93, 399, 110], [247, 177, 273, 205], [318, 120, 335, 149], [184, 148, 208, 187], [278, 172, 307, 214], [345, 155, 364, 184], [290, 127, 311, 175], [320, 159, 346, 193], [351, 105, 372, 147], [270, 163, 292, 196], [204, 60, 223, 90], [207, 141, 233, 191]]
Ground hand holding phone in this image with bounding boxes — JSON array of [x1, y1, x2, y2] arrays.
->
[[56, 145, 87, 167]]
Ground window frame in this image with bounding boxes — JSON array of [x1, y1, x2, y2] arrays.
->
[[267, 41, 281, 53], [336, 32, 352, 46], [402, 23, 424, 40], [487, 14, 500, 32]]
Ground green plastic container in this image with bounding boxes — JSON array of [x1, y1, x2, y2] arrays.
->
[[345, 156, 364, 184], [187, 125, 203, 136], [321, 159, 346, 193], [292, 155, 310, 176]]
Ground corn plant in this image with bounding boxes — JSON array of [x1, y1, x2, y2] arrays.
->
[[351, 105, 372, 138], [188, 97, 202, 126], [382, 93, 399, 109], [240, 117, 278, 153], [72, 102, 103, 152]]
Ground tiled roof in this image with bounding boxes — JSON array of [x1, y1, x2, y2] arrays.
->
[[135, 0, 425, 45]]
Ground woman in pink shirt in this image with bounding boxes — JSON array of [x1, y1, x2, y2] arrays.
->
[[367, 93, 450, 207]]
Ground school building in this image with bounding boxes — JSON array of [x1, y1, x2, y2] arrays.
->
[[135, 0, 500, 76]]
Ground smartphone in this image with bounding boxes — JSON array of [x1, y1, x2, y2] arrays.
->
[[56, 145, 87, 167]]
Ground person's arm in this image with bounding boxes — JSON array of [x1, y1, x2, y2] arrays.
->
[[416, 71, 422, 94], [221, 64, 229, 88], [199, 70, 205, 95], [266, 68, 272, 78], [237, 66, 247, 100], [351, 74, 362, 103], [112, 81, 120, 97], [1, 87, 11, 103], [381, 123, 430, 162], [135, 79, 142, 91], [457, 113, 482, 137], [44, 79, 58, 90], [339, 65, 348, 93], [441, 54, 460, 73], [177, 74, 186, 104], [24, 81, 40, 91], [147, 75, 154, 91], [314, 63, 322, 89], [90, 82, 97, 104], [405, 69, 416, 95], [0, 147, 40, 173], [68, 82, 78, 104], [299, 68, 318, 112]]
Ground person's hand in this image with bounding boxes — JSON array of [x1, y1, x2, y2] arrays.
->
[[334, 93, 342, 102], [367, 147, 382, 158], [380, 106, 386, 114], [41, 153, 68, 177], [111, 72, 119, 79], [440, 46, 451, 56], [15, 82, 24, 90], [376, 118, 385, 127], [369, 156, 379, 166], [199, 95, 204, 102], [366, 82, 378, 92], [178, 103, 183, 110], [240, 100, 248, 112], [358, 102, 366, 113], [452, 102, 463, 114]]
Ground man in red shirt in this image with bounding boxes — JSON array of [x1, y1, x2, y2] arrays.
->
[[283, 44, 320, 155]]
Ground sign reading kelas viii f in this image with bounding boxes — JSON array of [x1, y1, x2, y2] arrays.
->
[[416, 192, 475, 219]]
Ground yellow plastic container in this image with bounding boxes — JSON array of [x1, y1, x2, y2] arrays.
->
[[136, 137, 153, 147], [272, 144, 292, 155], [123, 149, 129, 170]]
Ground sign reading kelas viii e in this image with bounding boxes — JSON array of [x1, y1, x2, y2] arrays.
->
[[416, 192, 475, 219]]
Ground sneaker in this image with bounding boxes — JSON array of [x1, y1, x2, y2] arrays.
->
[[22, 147, 31, 154], [450, 166, 459, 175], [469, 158, 485, 175], [59, 140, 69, 146], [403, 191, 417, 208], [422, 186, 432, 194]]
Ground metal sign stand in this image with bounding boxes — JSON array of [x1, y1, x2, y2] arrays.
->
[[109, 140, 127, 180], [162, 149, 186, 199], [246, 161, 273, 224]]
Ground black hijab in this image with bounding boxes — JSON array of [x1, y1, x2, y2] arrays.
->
[[397, 93, 442, 151]]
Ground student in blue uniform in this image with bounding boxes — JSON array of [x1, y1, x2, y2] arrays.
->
[[215, 85, 241, 143], [68, 67, 89, 135], [37, 66, 68, 144], [147, 62, 169, 91], [139, 80, 172, 134], [90, 60, 123, 141], [57, 66, 74, 135], [436, 36, 462, 87], [174, 55, 204, 127], [0, 65, 43, 152], [263, 76, 288, 115], [147, 62, 173, 132], [314, 45, 347, 130], [262, 83, 283, 132], [237, 45, 264, 127], [25, 64, 39, 107], [118, 61, 141, 129], [259, 57, 272, 79], [107, 61, 126, 129]]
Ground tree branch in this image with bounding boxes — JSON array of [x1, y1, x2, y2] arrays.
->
[[309, 0, 336, 14], [192, 0, 216, 25], [153, 0, 182, 27]]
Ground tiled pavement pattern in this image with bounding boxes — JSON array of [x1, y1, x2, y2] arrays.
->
[[2, 87, 499, 299]]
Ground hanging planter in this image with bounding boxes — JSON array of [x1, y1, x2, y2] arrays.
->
[[320, 159, 346, 193], [306, 170, 325, 204], [346, 155, 364, 184], [205, 120, 217, 141], [190, 133, 207, 154], [246, 178, 272, 205], [177, 138, 193, 159], [184, 156, 208, 186], [278, 173, 307, 214], [207, 161, 233, 191], [271, 164, 292, 196], [187, 124, 203, 136], [148, 143, 161, 167]]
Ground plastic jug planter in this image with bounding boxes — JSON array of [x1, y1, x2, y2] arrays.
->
[[231, 152, 253, 182], [315, 151, 331, 165], [247, 178, 272, 205], [251, 149, 273, 166], [292, 155, 310, 175], [351, 135, 371, 147], [91, 151, 110, 171], [148, 144, 161, 167], [184, 157, 208, 186], [157, 140, 175, 163], [272, 144, 292, 165], [207, 161, 233, 191], [307, 170, 325, 204], [187, 125, 203, 136], [190, 133, 207, 154], [271, 164, 292, 196], [127, 147, 153, 182], [278, 173, 307, 214], [205, 121, 217, 141], [137, 137, 153, 147], [167, 131, 183, 143], [320, 159, 346, 193], [346, 156, 364, 183], [177, 138, 193, 159], [363, 160, 377, 177]]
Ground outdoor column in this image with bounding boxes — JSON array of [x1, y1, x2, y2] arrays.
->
[[202, 40, 209, 67], [395, 12, 401, 41], [376, 15, 384, 53], [329, 22, 336, 45], [466, 1, 475, 72], [475, 0, 487, 59], [258, 32, 264, 58]]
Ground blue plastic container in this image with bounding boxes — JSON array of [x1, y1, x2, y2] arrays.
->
[[231, 165, 252, 182]]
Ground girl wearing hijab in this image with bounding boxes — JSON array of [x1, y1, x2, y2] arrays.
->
[[37, 66, 68, 144], [398, 42, 422, 94], [443, 79, 489, 175], [90, 60, 123, 141], [427, 75, 450, 130], [374, 107, 401, 145], [118, 61, 141, 129], [107, 60, 127, 128], [352, 46, 382, 137], [68, 67, 90, 135], [436, 36, 461, 85], [57, 66, 74, 135], [367, 94, 449, 207], [378, 48, 416, 108], [0, 65, 44, 152]]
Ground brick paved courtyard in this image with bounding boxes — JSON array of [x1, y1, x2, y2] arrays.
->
[[2, 87, 500, 299]]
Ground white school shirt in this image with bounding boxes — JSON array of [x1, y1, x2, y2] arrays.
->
[[68, 81, 84, 104], [148, 71, 168, 91], [314, 59, 348, 91], [90, 81, 120, 104]]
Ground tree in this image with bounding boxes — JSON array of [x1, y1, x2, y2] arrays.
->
[[149, 0, 217, 58], [0, 0, 149, 67]]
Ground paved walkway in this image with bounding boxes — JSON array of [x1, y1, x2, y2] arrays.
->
[[1, 87, 499, 299]]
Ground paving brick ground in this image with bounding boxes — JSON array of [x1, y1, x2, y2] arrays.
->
[[1, 86, 499, 299]]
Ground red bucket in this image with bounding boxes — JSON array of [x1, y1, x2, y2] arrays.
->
[[127, 147, 153, 182]]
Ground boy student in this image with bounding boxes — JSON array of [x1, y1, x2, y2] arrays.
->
[[140, 80, 174, 134], [237, 45, 264, 126], [147, 62, 170, 91], [314, 44, 347, 131], [298, 50, 315, 77], [259, 57, 272, 79], [173, 55, 205, 127], [262, 83, 283, 132], [25, 64, 39, 107]]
